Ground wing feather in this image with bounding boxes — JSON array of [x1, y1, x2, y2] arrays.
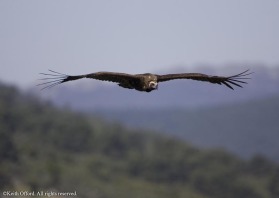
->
[[37, 70, 140, 90], [156, 70, 252, 90], [86, 72, 139, 83]]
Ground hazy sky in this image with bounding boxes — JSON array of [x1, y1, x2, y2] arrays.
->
[[1, 0, 279, 88]]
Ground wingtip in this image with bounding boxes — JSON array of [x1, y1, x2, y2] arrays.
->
[[37, 69, 69, 90], [225, 69, 252, 90]]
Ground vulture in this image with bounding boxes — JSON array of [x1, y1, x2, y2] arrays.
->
[[38, 69, 251, 92]]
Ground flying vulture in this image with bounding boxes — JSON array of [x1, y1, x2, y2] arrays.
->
[[38, 69, 251, 92]]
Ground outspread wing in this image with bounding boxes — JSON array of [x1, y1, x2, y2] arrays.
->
[[156, 70, 252, 90], [37, 70, 140, 90]]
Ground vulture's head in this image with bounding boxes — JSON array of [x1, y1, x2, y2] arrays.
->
[[144, 74, 158, 92]]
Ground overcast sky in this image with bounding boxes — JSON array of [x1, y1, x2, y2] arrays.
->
[[1, 0, 279, 88]]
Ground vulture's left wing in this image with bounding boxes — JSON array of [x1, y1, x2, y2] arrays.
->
[[156, 70, 252, 89]]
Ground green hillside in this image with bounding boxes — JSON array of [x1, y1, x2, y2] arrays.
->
[[1, 82, 279, 198]]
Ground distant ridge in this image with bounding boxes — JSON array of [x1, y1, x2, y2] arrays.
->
[[94, 95, 279, 161]]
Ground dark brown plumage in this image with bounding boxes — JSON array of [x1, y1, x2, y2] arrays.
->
[[38, 69, 252, 92]]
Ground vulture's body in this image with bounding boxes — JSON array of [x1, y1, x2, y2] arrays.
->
[[38, 70, 251, 92]]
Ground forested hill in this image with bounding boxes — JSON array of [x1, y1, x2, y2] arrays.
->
[[1, 82, 279, 198]]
